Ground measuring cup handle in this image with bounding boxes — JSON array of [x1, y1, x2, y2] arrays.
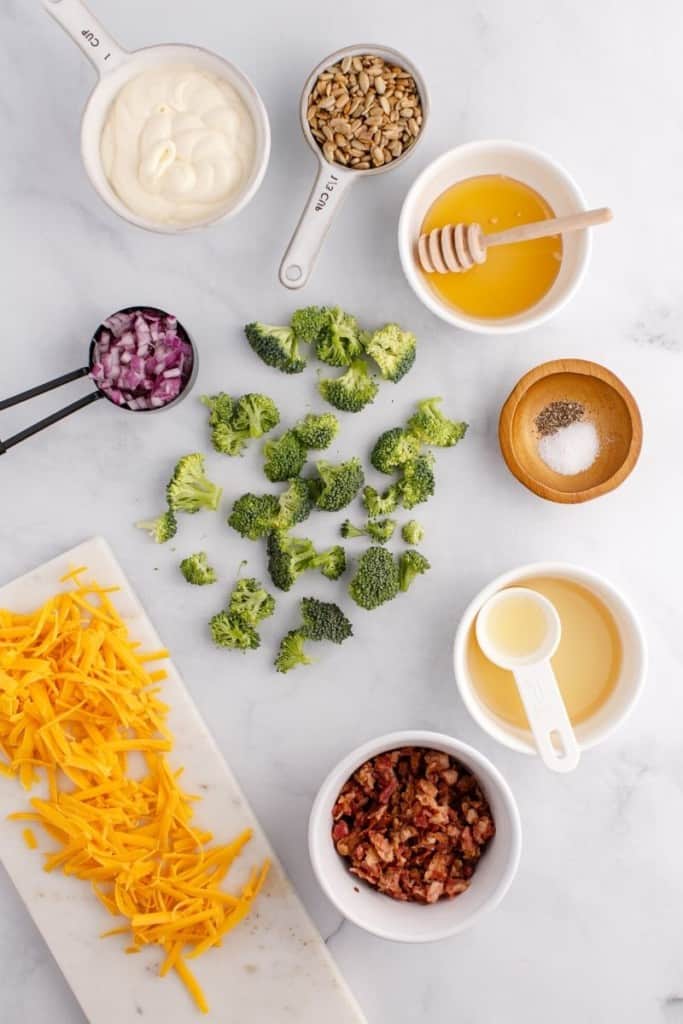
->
[[0, 366, 91, 412], [41, 0, 127, 74], [0, 391, 103, 455], [279, 164, 356, 289], [514, 662, 581, 773]]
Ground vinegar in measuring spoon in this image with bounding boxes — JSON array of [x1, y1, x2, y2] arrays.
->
[[467, 577, 622, 729], [484, 591, 550, 660]]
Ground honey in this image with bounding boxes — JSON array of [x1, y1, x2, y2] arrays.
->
[[420, 174, 562, 318], [467, 577, 622, 730]]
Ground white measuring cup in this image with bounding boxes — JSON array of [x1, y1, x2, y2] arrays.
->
[[279, 44, 430, 289], [476, 588, 580, 773], [42, 0, 271, 233]]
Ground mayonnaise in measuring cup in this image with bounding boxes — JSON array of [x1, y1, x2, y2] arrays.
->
[[101, 64, 255, 226]]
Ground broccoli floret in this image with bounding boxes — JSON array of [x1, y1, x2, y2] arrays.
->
[[200, 392, 233, 427], [180, 551, 218, 585], [300, 597, 353, 644], [209, 611, 260, 650], [370, 427, 422, 474], [274, 478, 314, 530], [348, 546, 400, 610], [275, 630, 313, 673], [135, 509, 178, 543], [398, 455, 435, 509], [406, 397, 468, 447], [209, 420, 250, 456], [398, 550, 431, 592], [166, 454, 223, 514], [362, 484, 401, 518], [311, 457, 364, 512], [316, 545, 346, 580], [363, 323, 416, 383], [314, 307, 363, 366], [245, 322, 306, 374], [267, 531, 346, 590], [293, 412, 340, 450], [231, 393, 280, 439], [318, 359, 378, 413], [267, 531, 318, 591], [290, 305, 329, 344], [263, 432, 308, 483], [228, 493, 280, 540], [340, 519, 397, 544], [402, 520, 425, 545], [228, 577, 276, 625]]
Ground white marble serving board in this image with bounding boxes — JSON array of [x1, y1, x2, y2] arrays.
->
[[0, 537, 366, 1024]]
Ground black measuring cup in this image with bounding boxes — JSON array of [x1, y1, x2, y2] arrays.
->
[[0, 306, 197, 455]]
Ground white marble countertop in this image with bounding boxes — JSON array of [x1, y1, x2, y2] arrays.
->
[[1, 2, 682, 1022]]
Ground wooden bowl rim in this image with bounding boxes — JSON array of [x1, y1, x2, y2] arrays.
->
[[498, 358, 643, 504]]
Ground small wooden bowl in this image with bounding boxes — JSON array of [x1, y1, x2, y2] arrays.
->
[[499, 359, 642, 503]]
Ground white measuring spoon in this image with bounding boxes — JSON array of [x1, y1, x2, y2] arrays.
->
[[41, 0, 270, 233], [476, 588, 580, 773]]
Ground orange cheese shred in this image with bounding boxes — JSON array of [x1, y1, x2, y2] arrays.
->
[[0, 575, 269, 1014]]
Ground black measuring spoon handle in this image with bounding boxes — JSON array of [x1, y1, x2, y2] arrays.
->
[[0, 365, 91, 412], [0, 391, 104, 455]]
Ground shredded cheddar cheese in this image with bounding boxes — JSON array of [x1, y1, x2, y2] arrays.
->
[[0, 571, 269, 1014]]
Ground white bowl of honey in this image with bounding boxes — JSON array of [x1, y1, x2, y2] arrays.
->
[[398, 141, 591, 333], [453, 563, 647, 756]]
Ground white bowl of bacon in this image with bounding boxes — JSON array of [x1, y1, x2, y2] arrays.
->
[[308, 730, 521, 941]]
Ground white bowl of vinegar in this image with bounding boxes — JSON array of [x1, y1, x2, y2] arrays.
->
[[453, 563, 647, 756]]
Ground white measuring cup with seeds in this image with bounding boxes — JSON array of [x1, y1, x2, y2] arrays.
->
[[280, 45, 429, 289], [476, 588, 581, 773]]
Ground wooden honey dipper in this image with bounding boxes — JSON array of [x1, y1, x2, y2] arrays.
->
[[417, 206, 612, 274]]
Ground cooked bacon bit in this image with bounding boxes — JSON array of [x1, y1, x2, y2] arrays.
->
[[331, 747, 495, 905]]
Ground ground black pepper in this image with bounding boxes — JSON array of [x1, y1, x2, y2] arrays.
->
[[535, 400, 585, 437]]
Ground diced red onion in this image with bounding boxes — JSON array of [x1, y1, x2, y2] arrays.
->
[[91, 307, 193, 412]]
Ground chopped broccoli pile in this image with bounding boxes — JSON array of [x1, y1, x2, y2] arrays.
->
[[245, 322, 307, 374], [228, 577, 276, 625], [406, 397, 468, 447], [348, 546, 400, 610], [370, 427, 422, 474], [263, 431, 308, 482], [402, 520, 425, 545], [398, 454, 435, 509], [318, 359, 378, 413], [290, 305, 329, 344], [166, 454, 222, 514], [363, 323, 416, 382], [202, 391, 280, 456], [341, 519, 397, 544], [300, 597, 353, 644], [267, 530, 346, 591], [209, 611, 260, 651], [293, 412, 340, 450], [245, 308, 417, 395], [179, 551, 217, 585], [398, 550, 431, 592], [135, 509, 178, 543], [275, 630, 313, 673], [228, 493, 280, 540], [314, 307, 363, 367], [310, 457, 365, 512], [362, 484, 401, 518]]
